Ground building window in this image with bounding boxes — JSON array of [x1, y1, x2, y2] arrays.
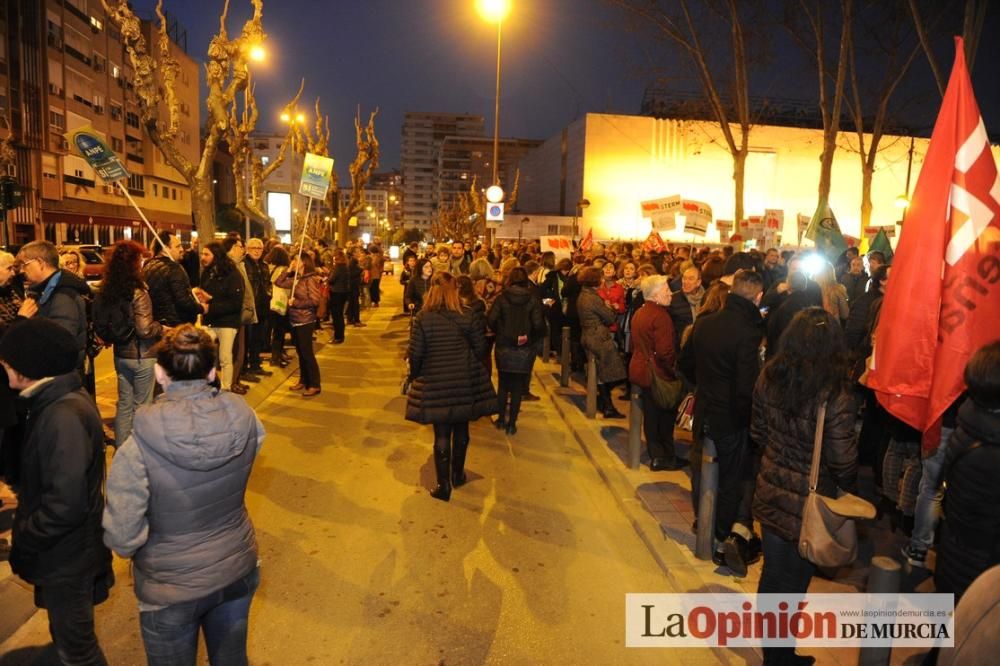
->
[[162, 186, 168, 199], [110, 103, 122, 121], [153, 184, 158, 196], [74, 169, 84, 178], [111, 137, 123, 152], [172, 188, 177, 200], [261, 155, 270, 166], [111, 63, 120, 80], [93, 53, 106, 73], [49, 110, 66, 129], [109, 26, 120, 42], [126, 111, 140, 129], [90, 16, 103, 32], [127, 173, 145, 194]]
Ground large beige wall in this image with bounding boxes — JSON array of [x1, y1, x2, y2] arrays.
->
[[576, 113, 998, 244]]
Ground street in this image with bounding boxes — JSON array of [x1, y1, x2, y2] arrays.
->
[[1, 278, 717, 665]]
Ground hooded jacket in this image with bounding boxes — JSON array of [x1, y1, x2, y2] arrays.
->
[[29, 269, 90, 367], [103, 380, 265, 606], [487, 284, 546, 374]]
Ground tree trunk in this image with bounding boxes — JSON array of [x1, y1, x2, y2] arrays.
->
[[337, 217, 348, 248], [732, 147, 747, 226], [191, 178, 216, 241], [860, 163, 874, 232], [818, 132, 837, 202]]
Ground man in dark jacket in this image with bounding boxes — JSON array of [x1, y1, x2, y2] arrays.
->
[[0, 319, 112, 664], [16, 241, 90, 371], [144, 231, 204, 327], [678, 269, 765, 575], [667, 266, 705, 350], [242, 238, 272, 377], [765, 271, 820, 359]]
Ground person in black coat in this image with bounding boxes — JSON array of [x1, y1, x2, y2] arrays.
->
[[405, 272, 496, 501], [195, 242, 244, 391], [327, 249, 350, 344], [143, 231, 204, 327], [346, 250, 364, 327], [403, 259, 433, 314], [488, 267, 546, 435], [678, 269, 765, 574], [0, 319, 113, 664], [935, 341, 1000, 603], [540, 259, 572, 357], [765, 271, 821, 359]]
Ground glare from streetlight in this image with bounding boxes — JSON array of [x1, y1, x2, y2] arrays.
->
[[895, 194, 910, 209], [280, 112, 291, 123], [295, 112, 306, 124], [249, 44, 266, 63], [477, 0, 511, 22]]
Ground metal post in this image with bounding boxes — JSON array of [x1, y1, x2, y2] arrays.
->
[[628, 389, 643, 469], [560, 326, 571, 387], [695, 436, 719, 560], [541, 320, 550, 361], [859, 556, 901, 666], [585, 354, 598, 419]]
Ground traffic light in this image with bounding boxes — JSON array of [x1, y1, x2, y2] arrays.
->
[[0, 176, 23, 211]]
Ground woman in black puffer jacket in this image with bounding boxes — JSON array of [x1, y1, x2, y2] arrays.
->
[[487, 267, 545, 435], [196, 242, 244, 392], [405, 272, 496, 501], [752, 307, 857, 666], [935, 341, 1000, 603]]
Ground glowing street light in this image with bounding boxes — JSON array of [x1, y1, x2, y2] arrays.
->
[[476, 0, 511, 23], [477, 0, 510, 191], [249, 44, 267, 63]]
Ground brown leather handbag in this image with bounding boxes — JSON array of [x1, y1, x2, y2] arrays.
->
[[798, 402, 876, 568]]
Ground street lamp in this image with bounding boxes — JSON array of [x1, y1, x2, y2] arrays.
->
[[478, 0, 510, 245], [249, 44, 266, 63]]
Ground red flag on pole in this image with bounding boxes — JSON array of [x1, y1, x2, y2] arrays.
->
[[579, 228, 593, 252], [867, 38, 1000, 446]]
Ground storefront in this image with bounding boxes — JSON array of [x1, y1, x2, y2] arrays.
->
[[42, 210, 194, 247]]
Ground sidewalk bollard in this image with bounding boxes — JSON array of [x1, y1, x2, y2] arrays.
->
[[859, 556, 901, 666], [628, 390, 643, 469], [560, 326, 571, 387], [585, 354, 598, 419], [695, 436, 718, 561], [542, 321, 551, 361]]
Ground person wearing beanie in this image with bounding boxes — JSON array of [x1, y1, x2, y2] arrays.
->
[[0, 318, 113, 664]]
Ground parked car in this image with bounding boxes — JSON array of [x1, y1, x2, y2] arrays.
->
[[58, 244, 106, 282]]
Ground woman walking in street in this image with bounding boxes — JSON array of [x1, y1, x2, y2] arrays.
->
[[93, 240, 163, 445], [196, 241, 245, 393], [752, 308, 858, 666], [103, 324, 265, 666], [628, 275, 684, 471], [577, 266, 627, 419], [405, 272, 496, 501], [488, 267, 545, 435], [276, 254, 323, 397]]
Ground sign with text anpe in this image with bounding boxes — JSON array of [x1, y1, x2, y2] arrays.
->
[[66, 125, 129, 183], [640, 195, 683, 232], [540, 235, 572, 259], [682, 199, 712, 236], [298, 152, 334, 200]]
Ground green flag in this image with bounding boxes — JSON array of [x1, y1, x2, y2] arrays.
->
[[805, 198, 847, 259], [869, 228, 894, 264]]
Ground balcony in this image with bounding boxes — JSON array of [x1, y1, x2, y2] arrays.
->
[[63, 1, 89, 25], [64, 174, 95, 188], [64, 44, 92, 67], [126, 152, 144, 164]]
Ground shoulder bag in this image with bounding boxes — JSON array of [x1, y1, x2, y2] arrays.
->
[[798, 401, 877, 568], [270, 266, 290, 315], [639, 333, 683, 410]]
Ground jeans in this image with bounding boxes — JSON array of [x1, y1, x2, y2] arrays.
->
[[640, 387, 678, 461], [347, 288, 361, 324], [710, 428, 753, 543], [268, 312, 288, 362], [757, 527, 816, 665], [210, 327, 238, 389], [369, 278, 381, 305], [292, 322, 321, 389], [329, 292, 348, 341], [140, 566, 259, 666], [114, 356, 157, 445], [38, 578, 108, 665], [245, 322, 264, 369], [497, 371, 529, 425], [910, 428, 953, 551]]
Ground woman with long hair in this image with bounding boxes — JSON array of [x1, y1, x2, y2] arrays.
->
[[405, 272, 496, 501], [752, 307, 858, 665], [457, 275, 492, 373], [403, 258, 433, 314], [59, 249, 87, 281], [93, 240, 163, 444], [815, 261, 849, 326], [265, 244, 291, 367], [275, 253, 323, 396], [487, 267, 546, 435], [103, 325, 264, 665], [196, 241, 244, 393], [576, 266, 627, 419]]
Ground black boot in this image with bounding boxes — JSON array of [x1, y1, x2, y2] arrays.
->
[[430, 448, 451, 502], [452, 439, 468, 488], [600, 385, 625, 419]]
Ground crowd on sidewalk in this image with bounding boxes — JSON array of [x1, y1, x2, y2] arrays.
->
[[0, 232, 996, 665], [399, 238, 1000, 665]]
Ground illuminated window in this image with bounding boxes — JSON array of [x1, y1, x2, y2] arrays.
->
[[90, 16, 103, 31]]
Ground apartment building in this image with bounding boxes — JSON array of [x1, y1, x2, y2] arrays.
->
[[436, 135, 542, 211], [401, 112, 483, 230], [0, 0, 199, 246]]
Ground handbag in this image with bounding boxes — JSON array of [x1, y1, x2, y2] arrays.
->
[[269, 267, 290, 315], [798, 401, 877, 568], [675, 393, 696, 430], [639, 336, 683, 410]]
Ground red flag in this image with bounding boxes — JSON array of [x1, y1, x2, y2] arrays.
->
[[579, 228, 593, 252], [867, 38, 1000, 446], [642, 231, 667, 253]]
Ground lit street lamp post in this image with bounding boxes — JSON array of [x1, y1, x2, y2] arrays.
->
[[478, 0, 511, 246]]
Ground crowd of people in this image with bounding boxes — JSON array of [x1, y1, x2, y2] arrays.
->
[[0, 231, 995, 665]]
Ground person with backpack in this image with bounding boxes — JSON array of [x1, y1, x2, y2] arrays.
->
[[487, 267, 546, 435], [94, 241, 163, 445]]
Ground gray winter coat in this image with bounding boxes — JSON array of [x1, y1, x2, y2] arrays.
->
[[103, 380, 265, 606], [577, 287, 627, 384]]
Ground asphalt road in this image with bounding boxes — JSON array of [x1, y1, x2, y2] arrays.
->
[[1, 279, 711, 665]]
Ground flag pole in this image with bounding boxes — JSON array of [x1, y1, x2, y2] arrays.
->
[[116, 180, 170, 256]]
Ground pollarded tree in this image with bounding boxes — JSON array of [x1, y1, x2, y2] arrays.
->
[[432, 172, 519, 244], [101, 0, 266, 240]]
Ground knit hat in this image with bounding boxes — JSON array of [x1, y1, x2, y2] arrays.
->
[[0, 318, 79, 379]]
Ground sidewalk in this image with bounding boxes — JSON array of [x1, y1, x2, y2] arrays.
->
[[532, 358, 937, 666]]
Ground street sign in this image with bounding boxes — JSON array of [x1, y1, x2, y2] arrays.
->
[[486, 202, 504, 221], [65, 125, 129, 183], [298, 152, 334, 200]]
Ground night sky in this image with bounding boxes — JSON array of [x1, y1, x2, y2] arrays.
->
[[128, 0, 999, 180]]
